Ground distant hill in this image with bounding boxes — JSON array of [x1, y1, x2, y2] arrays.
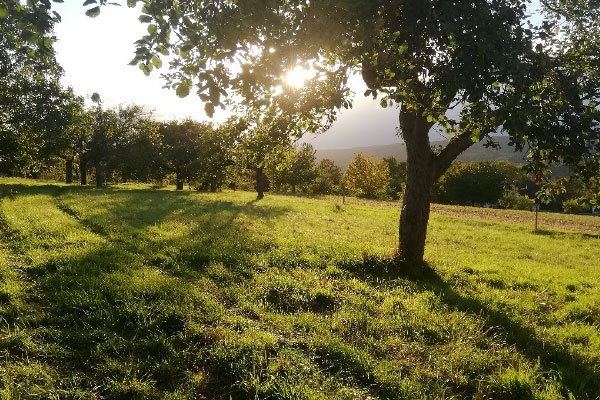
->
[[316, 136, 528, 169]]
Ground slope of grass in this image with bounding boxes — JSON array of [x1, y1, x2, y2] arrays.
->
[[0, 178, 598, 399]]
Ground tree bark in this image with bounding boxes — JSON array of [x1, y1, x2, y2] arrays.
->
[[79, 155, 87, 185], [256, 167, 265, 200], [397, 107, 476, 264], [94, 158, 104, 188], [397, 107, 435, 264], [176, 173, 184, 191], [65, 158, 73, 184], [291, 184, 296, 194]]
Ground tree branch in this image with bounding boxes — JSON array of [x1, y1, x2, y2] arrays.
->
[[433, 132, 476, 180]]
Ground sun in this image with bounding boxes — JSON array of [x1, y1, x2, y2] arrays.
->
[[284, 66, 313, 89]]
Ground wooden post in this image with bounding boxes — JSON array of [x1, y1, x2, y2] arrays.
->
[[534, 202, 539, 232]]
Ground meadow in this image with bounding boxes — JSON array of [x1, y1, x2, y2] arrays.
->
[[0, 178, 599, 399]]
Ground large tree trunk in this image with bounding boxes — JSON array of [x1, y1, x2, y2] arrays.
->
[[398, 156, 435, 264], [94, 158, 104, 188], [256, 167, 265, 200], [397, 107, 436, 264], [65, 158, 73, 184], [79, 155, 87, 185], [397, 106, 476, 264]]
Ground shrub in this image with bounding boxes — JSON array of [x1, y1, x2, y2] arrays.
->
[[435, 161, 529, 206], [562, 198, 591, 214], [499, 186, 535, 210]]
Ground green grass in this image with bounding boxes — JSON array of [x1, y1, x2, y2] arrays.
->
[[0, 177, 599, 399]]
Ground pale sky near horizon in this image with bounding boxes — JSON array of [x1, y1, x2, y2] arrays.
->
[[52, 1, 542, 150]]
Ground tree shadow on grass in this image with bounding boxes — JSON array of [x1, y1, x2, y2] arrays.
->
[[0, 183, 293, 397], [341, 256, 600, 399], [532, 228, 600, 240]]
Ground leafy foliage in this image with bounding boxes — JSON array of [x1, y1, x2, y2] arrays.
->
[[345, 154, 390, 199], [499, 186, 536, 211], [271, 144, 318, 193], [312, 159, 343, 195], [0, 1, 80, 175], [383, 157, 407, 200], [434, 161, 529, 206]]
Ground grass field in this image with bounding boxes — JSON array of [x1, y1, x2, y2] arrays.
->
[[0, 178, 599, 399]]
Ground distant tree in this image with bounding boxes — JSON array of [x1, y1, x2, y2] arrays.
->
[[58, 92, 89, 184], [276, 144, 318, 194], [86, 95, 154, 187], [312, 159, 342, 195], [383, 158, 407, 200], [110, 111, 161, 183], [434, 161, 529, 206], [345, 154, 390, 199], [159, 120, 207, 190], [236, 112, 294, 200], [194, 118, 244, 192]]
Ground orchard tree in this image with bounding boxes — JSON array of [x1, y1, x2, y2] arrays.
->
[[159, 120, 207, 190], [123, 0, 576, 265], [236, 111, 296, 200], [384, 158, 407, 200], [0, 1, 76, 176], [109, 107, 161, 183], [195, 118, 245, 192], [277, 144, 318, 193], [313, 159, 342, 195], [345, 154, 390, 199]]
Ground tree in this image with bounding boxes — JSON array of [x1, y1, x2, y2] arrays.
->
[[236, 112, 294, 200], [85, 95, 154, 188], [345, 154, 390, 199], [0, 2, 77, 176], [383, 158, 407, 200], [194, 118, 244, 192], [312, 159, 342, 195], [158, 120, 207, 190], [276, 144, 318, 194], [434, 161, 528, 206], [109, 109, 161, 184]]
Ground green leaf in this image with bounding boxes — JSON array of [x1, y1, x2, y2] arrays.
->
[[427, 115, 434, 123], [398, 44, 408, 54], [205, 102, 215, 117], [151, 55, 162, 68], [180, 43, 194, 52], [85, 6, 101, 18], [139, 15, 152, 23], [0, 6, 9, 18], [176, 80, 192, 98], [147, 24, 157, 35], [83, 0, 97, 6], [156, 45, 169, 56], [127, 0, 136, 7]]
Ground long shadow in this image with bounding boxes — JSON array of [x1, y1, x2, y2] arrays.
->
[[533, 229, 600, 240], [341, 257, 600, 399], [0, 182, 292, 397]]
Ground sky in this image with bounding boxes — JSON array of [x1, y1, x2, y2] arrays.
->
[[52, 1, 542, 150]]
